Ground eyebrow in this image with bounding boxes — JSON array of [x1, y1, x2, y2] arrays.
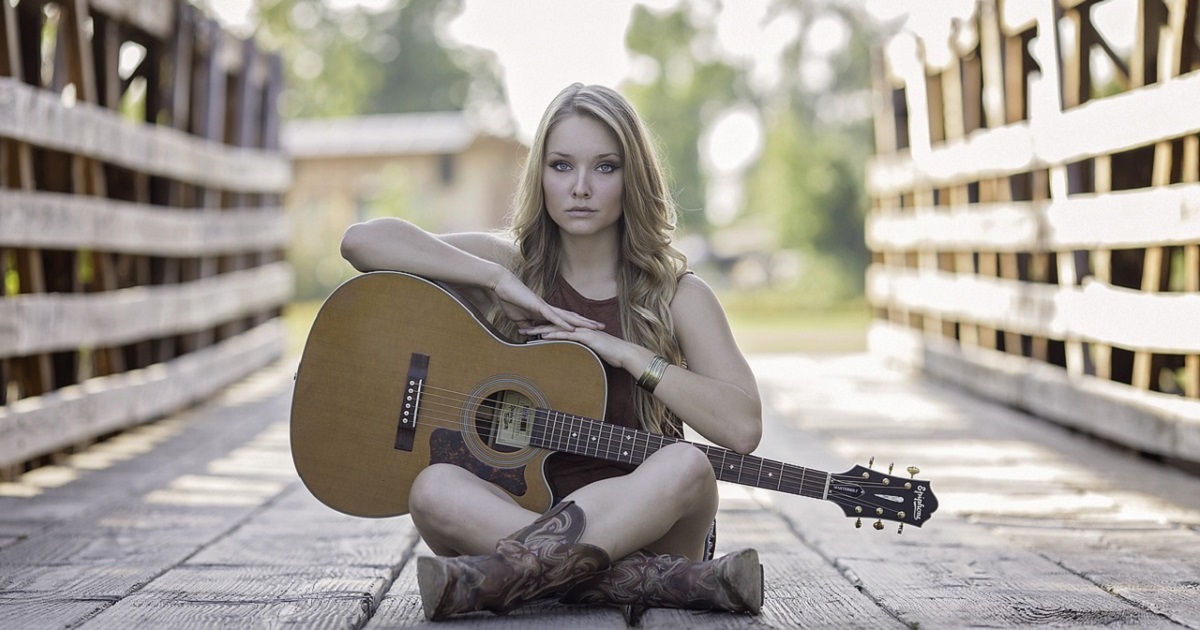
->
[[547, 151, 622, 161]]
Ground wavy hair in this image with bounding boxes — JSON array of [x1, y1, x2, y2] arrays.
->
[[493, 83, 688, 436]]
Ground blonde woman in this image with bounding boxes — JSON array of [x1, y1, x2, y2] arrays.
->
[[340, 83, 764, 621]]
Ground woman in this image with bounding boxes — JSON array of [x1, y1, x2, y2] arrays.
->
[[340, 83, 764, 621]]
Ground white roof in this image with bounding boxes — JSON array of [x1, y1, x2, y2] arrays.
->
[[282, 112, 480, 158]]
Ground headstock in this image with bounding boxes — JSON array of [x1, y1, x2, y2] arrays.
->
[[826, 460, 939, 533]]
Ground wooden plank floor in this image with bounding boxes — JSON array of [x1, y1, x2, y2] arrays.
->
[[1, 354, 1198, 629]]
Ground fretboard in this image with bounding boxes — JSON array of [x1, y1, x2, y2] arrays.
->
[[531, 408, 830, 500]]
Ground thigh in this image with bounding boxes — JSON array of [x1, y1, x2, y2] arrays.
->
[[566, 443, 720, 560], [409, 463, 540, 556]]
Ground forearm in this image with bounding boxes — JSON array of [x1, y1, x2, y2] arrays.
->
[[620, 347, 762, 454], [340, 218, 507, 289]]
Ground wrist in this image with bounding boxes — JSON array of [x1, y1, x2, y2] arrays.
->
[[486, 263, 512, 292], [635, 353, 670, 393]]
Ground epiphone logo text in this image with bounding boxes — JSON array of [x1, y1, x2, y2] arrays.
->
[[914, 485, 927, 521]]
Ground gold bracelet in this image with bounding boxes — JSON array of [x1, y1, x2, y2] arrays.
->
[[637, 356, 669, 393]]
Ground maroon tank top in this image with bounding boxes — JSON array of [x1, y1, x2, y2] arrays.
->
[[542, 278, 639, 499]]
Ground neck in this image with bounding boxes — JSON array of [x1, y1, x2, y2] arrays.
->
[[558, 227, 620, 298]]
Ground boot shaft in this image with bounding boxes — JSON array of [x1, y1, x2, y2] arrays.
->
[[560, 547, 763, 615], [418, 501, 611, 621]]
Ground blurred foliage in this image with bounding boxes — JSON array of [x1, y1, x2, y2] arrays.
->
[[622, 0, 879, 301], [259, 0, 882, 306], [623, 5, 744, 234], [255, 0, 508, 122]]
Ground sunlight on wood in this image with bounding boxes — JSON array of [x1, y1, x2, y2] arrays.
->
[[144, 474, 285, 507]]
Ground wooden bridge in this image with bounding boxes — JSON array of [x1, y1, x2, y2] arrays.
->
[[2, 0, 1200, 627], [1, 354, 1198, 628]]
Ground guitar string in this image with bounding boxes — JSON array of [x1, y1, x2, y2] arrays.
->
[[408, 392, 912, 521], [386, 382, 912, 519], [412, 383, 907, 500], [403, 384, 835, 499], [410, 393, 842, 505]]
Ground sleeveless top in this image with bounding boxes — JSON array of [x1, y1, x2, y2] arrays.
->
[[542, 278, 640, 499]]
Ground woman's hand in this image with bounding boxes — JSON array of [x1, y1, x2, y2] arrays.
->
[[520, 324, 642, 371], [492, 272, 604, 333]]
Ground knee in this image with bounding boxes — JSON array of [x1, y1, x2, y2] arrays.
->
[[409, 464, 467, 526], [657, 442, 717, 495]]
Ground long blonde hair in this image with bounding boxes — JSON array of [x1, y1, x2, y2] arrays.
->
[[495, 83, 688, 436]]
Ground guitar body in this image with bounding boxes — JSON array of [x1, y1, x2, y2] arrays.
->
[[290, 272, 608, 518]]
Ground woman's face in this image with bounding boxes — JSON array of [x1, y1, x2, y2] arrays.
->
[[542, 114, 624, 239]]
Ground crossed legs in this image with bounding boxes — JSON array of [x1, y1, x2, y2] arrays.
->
[[409, 442, 720, 560]]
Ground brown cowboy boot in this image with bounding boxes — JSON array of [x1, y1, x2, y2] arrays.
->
[[417, 500, 611, 620], [559, 547, 763, 619]]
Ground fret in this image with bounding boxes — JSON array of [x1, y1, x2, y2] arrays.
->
[[530, 409, 545, 449], [617, 428, 635, 463], [549, 411, 560, 451], [600, 422, 615, 460], [572, 414, 585, 455], [549, 410, 561, 451], [728, 453, 765, 489], [585, 417, 600, 457], [531, 407, 830, 500]]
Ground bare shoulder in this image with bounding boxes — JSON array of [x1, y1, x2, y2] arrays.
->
[[670, 272, 738, 350], [671, 273, 727, 321], [669, 272, 756, 389]]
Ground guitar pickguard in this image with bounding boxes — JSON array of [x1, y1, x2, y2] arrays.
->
[[429, 428, 528, 497]]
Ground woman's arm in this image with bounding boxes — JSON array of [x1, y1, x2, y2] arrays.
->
[[340, 218, 602, 332], [525, 274, 762, 454], [341, 217, 515, 287], [644, 274, 762, 454]]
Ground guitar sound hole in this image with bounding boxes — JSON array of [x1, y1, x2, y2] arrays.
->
[[475, 390, 535, 453]]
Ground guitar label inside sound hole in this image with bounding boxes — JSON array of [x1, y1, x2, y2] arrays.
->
[[476, 390, 535, 452]]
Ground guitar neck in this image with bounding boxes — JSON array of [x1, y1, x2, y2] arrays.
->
[[531, 409, 831, 500]]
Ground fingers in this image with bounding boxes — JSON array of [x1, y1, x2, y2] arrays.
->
[[520, 304, 602, 332]]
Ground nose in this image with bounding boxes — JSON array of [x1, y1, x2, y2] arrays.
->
[[571, 171, 591, 199]]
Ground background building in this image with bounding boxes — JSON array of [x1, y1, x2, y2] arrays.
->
[[283, 112, 526, 298]]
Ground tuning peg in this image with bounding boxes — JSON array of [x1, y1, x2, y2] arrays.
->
[[887, 462, 894, 474], [907, 466, 920, 478], [855, 518, 862, 529], [868, 456, 875, 469], [873, 520, 884, 531], [898, 524, 904, 535]]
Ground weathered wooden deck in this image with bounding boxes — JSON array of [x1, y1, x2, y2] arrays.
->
[[2, 353, 1198, 629]]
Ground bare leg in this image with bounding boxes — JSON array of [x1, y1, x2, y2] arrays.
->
[[410, 442, 718, 561], [408, 463, 540, 556], [567, 442, 719, 560]]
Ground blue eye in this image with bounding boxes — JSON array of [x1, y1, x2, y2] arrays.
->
[[597, 163, 617, 174], [550, 161, 571, 172]]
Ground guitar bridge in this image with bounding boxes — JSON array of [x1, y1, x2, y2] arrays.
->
[[395, 353, 429, 452]]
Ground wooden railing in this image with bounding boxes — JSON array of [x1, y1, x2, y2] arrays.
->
[[867, 0, 1200, 465], [0, 0, 291, 478]]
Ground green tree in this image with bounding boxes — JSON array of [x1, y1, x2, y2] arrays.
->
[[736, 2, 878, 296], [254, 0, 507, 120], [365, 0, 507, 120], [623, 4, 743, 235]]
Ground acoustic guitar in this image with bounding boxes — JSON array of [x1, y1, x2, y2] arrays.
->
[[290, 272, 938, 532]]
